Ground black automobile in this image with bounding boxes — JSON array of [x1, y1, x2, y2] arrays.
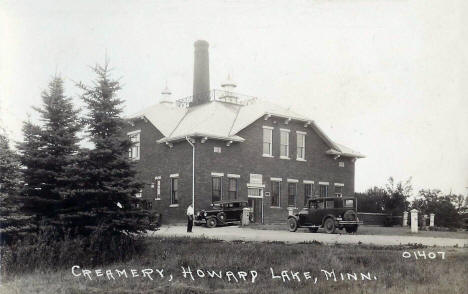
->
[[195, 200, 249, 228], [287, 197, 363, 234]]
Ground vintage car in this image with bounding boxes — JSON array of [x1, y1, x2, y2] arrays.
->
[[195, 200, 249, 228], [287, 197, 362, 234], [459, 208, 468, 230]]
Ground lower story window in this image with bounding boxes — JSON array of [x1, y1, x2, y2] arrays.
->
[[153, 178, 161, 200], [334, 185, 343, 197], [271, 181, 281, 207], [135, 189, 142, 198], [288, 183, 296, 207], [212, 177, 222, 202], [319, 184, 328, 198], [171, 178, 178, 205], [304, 183, 313, 206], [227, 178, 237, 200]]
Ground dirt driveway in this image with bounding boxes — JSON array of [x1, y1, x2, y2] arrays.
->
[[149, 225, 468, 247]]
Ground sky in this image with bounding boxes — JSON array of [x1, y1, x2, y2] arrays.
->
[[1, 0, 467, 196]]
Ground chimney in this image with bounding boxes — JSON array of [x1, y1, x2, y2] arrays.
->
[[192, 40, 210, 106]]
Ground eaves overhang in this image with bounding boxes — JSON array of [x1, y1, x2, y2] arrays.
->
[[157, 133, 245, 144], [326, 149, 366, 159]]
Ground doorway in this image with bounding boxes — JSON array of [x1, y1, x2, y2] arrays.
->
[[248, 187, 263, 223]]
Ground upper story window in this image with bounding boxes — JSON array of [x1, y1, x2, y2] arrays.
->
[[280, 129, 290, 159], [127, 130, 141, 160], [339, 161, 345, 167], [262, 126, 273, 157], [296, 131, 306, 160], [170, 176, 179, 206]]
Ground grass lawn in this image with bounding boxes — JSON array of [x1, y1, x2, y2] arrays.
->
[[248, 223, 468, 239], [1, 237, 467, 294]]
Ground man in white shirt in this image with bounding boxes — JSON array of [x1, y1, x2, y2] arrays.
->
[[186, 204, 194, 232]]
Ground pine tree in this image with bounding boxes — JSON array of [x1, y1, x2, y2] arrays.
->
[[66, 62, 155, 237], [17, 77, 81, 232], [0, 132, 32, 244]]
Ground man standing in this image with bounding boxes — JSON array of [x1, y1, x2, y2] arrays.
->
[[186, 204, 194, 233]]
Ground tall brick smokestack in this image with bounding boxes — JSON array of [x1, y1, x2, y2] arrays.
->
[[192, 40, 210, 106]]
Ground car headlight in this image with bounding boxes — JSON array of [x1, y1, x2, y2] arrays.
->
[[203, 212, 207, 217]]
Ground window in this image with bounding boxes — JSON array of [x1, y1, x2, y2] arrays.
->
[[153, 178, 161, 200], [263, 127, 273, 156], [135, 189, 142, 198], [288, 183, 296, 207], [214, 146, 222, 153], [296, 132, 306, 160], [339, 161, 345, 167], [334, 185, 343, 197], [143, 200, 152, 210], [344, 199, 354, 208], [280, 129, 290, 158], [128, 131, 140, 160], [304, 183, 313, 206], [212, 177, 222, 202], [311, 199, 324, 209], [228, 178, 237, 200], [271, 181, 281, 207], [170, 178, 178, 205], [326, 200, 334, 208], [319, 184, 328, 197]]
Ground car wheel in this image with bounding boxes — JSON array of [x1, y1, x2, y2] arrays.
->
[[288, 218, 298, 232], [206, 218, 217, 228], [324, 218, 336, 234], [217, 212, 227, 223], [308, 227, 318, 233], [345, 225, 358, 233]]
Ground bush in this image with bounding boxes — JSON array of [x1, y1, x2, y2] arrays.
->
[[0, 227, 145, 277], [383, 216, 394, 227]]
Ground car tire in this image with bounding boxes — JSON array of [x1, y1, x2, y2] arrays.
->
[[206, 218, 217, 228], [308, 227, 318, 233], [345, 225, 358, 233], [288, 218, 298, 232], [324, 218, 336, 234]]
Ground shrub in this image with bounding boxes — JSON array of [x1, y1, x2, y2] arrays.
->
[[0, 227, 145, 277]]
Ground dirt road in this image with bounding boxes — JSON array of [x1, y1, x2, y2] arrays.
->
[[149, 225, 468, 247]]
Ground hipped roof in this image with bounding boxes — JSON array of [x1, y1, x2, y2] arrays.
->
[[127, 99, 364, 158]]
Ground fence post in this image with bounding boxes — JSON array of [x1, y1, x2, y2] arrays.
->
[[403, 211, 408, 227], [429, 213, 435, 227], [410, 209, 418, 233]]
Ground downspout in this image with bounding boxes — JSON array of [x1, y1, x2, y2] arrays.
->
[[185, 137, 195, 211]]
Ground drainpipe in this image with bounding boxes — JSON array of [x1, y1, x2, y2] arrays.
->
[[185, 136, 195, 211]]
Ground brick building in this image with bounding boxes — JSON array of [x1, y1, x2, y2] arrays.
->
[[126, 40, 364, 224]]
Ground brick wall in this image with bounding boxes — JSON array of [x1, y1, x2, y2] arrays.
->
[[126, 113, 356, 224]]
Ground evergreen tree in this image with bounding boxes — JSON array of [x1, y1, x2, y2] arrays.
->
[[17, 77, 81, 232], [0, 132, 32, 243], [66, 62, 155, 236]]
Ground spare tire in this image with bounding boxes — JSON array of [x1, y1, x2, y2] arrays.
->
[[343, 210, 357, 221], [217, 212, 227, 223]]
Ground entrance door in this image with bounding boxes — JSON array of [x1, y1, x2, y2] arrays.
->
[[248, 198, 263, 223], [248, 187, 263, 223]]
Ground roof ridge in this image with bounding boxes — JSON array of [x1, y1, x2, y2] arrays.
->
[[228, 103, 243, 136], [166, 108, 189, 138]]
